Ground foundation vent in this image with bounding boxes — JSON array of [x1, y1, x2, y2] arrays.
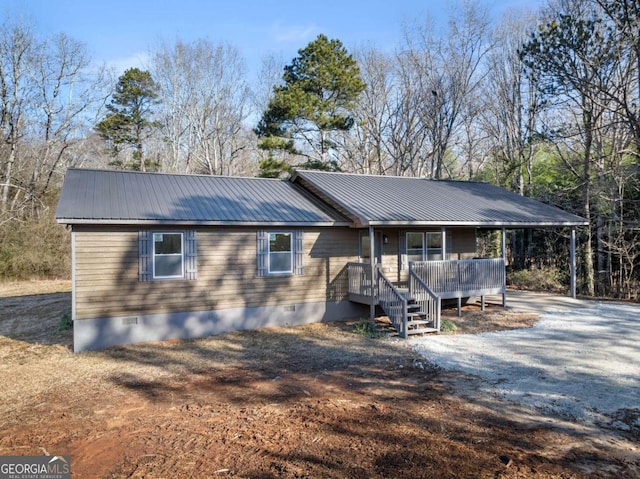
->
[[122, 316, 138, 325]]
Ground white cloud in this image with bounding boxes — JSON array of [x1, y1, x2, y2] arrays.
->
[[268, 22, 321, 44], [102, 51, 151, 76]]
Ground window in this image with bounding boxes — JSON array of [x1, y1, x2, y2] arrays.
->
[[406, 232, 424, 263], [138, 230, 197, 282], [153, 233, 184, 278], [257, 230, 304, 276], [426, 232, 443, 260], [402, 231, 448, 269], [268, 232, 293, 274]]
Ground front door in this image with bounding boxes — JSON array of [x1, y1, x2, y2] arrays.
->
[[359, 231, 383, 264]]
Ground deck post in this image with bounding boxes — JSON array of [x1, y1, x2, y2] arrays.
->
[[570, 227, 577, 299], [441, 226, 447, 260], [369, 226, 376, 325], [501, 228, 507, 308]]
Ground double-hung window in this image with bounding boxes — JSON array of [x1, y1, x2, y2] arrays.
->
[[257, 230, 304, 276], [153, 232, 184, 279], [268, 232, 293, 274], [139, 230, 197, 281]]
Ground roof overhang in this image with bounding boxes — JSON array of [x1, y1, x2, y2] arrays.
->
[[56, 218, 352, 227], [291, 170, 589, 229], [362, 220, 590, 228]]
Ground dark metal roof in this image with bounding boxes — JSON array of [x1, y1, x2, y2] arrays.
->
[[55, 168, 350, 226], [291, 170, 588, 227]]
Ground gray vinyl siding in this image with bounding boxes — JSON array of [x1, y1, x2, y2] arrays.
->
[[73, 225, 359, 321], [450, 228, 477, 259]]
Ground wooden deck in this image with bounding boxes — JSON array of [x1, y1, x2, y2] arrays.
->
[[347, 258, 506, 338]]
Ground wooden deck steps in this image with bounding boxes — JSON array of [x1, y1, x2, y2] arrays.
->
[[405, 297, 437, 336]]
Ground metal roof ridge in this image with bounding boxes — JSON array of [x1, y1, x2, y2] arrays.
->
[[67, 167, 289, 182], [291, 171, 370, 226], [293, 169, 499, 186]]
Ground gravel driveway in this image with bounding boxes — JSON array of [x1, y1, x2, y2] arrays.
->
[[411, 297, 640, 430]]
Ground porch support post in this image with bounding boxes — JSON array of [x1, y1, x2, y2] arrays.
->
[[369, 225, 376, 325], [441, 226, 447, 260], [570, 227, 577, 299], [501, 228, 507, 308]]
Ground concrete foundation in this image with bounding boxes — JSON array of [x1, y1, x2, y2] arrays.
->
[[73, 300, 368, 352]]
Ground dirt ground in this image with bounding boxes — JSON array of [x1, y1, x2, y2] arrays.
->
[[0, 281, 638, 478]]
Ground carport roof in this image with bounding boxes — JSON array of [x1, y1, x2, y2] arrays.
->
[[290, 170, 588, 228]]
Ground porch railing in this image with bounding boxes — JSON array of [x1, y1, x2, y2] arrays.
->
[[410, 258, 506, 298], [409, 269, 441, 330], [377, 268, 408, 338], [347, 262, 375, 303], [346, 258, 505, 337]]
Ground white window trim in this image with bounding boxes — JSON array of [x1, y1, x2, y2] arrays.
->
[[267, 231, 293, 275], [405, 231, 445, 264], [152, 232, 185, 280]]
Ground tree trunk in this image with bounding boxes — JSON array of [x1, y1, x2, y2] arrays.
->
[[1, 139, 17, 214], [581, 108, 595, 296]]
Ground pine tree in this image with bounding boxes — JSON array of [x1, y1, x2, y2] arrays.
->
[[255, 34, 366, 173], [95, 68, 160, 171]]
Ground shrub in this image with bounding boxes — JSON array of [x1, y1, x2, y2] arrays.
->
[[0, 214, 71, 280], [507, 267, 564, 292], [352, 320, 386, 339], [440, 319, 457, 333], [58, 313, 73, 331]]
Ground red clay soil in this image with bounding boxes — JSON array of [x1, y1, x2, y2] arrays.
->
[[0, 286, 638, 478]]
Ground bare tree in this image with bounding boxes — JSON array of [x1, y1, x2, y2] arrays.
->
[[402, 1, 492, 179], [480, 9, 540, 194], [0, 18, 34, 213], [152, 39, 252, 175], [0, 18, 103, 217], [521, 0, 619, 295], [387, 52, 431, 177], [27, 33, 106, 210], [338, 46, 395, 174]]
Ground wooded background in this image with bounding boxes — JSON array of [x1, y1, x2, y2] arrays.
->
[[0, 0, 637, 299]]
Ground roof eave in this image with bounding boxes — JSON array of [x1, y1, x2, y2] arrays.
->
[[365, 220, 589, 228], [56, 218, 353, 227]]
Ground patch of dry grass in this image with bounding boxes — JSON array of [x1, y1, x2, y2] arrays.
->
[[441, 310, 539, 335], [0, 279, 71, 298]]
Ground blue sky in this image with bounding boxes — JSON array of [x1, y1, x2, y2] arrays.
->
[[6, 0, 540, 79]]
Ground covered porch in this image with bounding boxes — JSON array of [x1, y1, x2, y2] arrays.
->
[[348, 225, 580, 339], [347, 257, 507, 338], [289, 170, 588, 338]]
